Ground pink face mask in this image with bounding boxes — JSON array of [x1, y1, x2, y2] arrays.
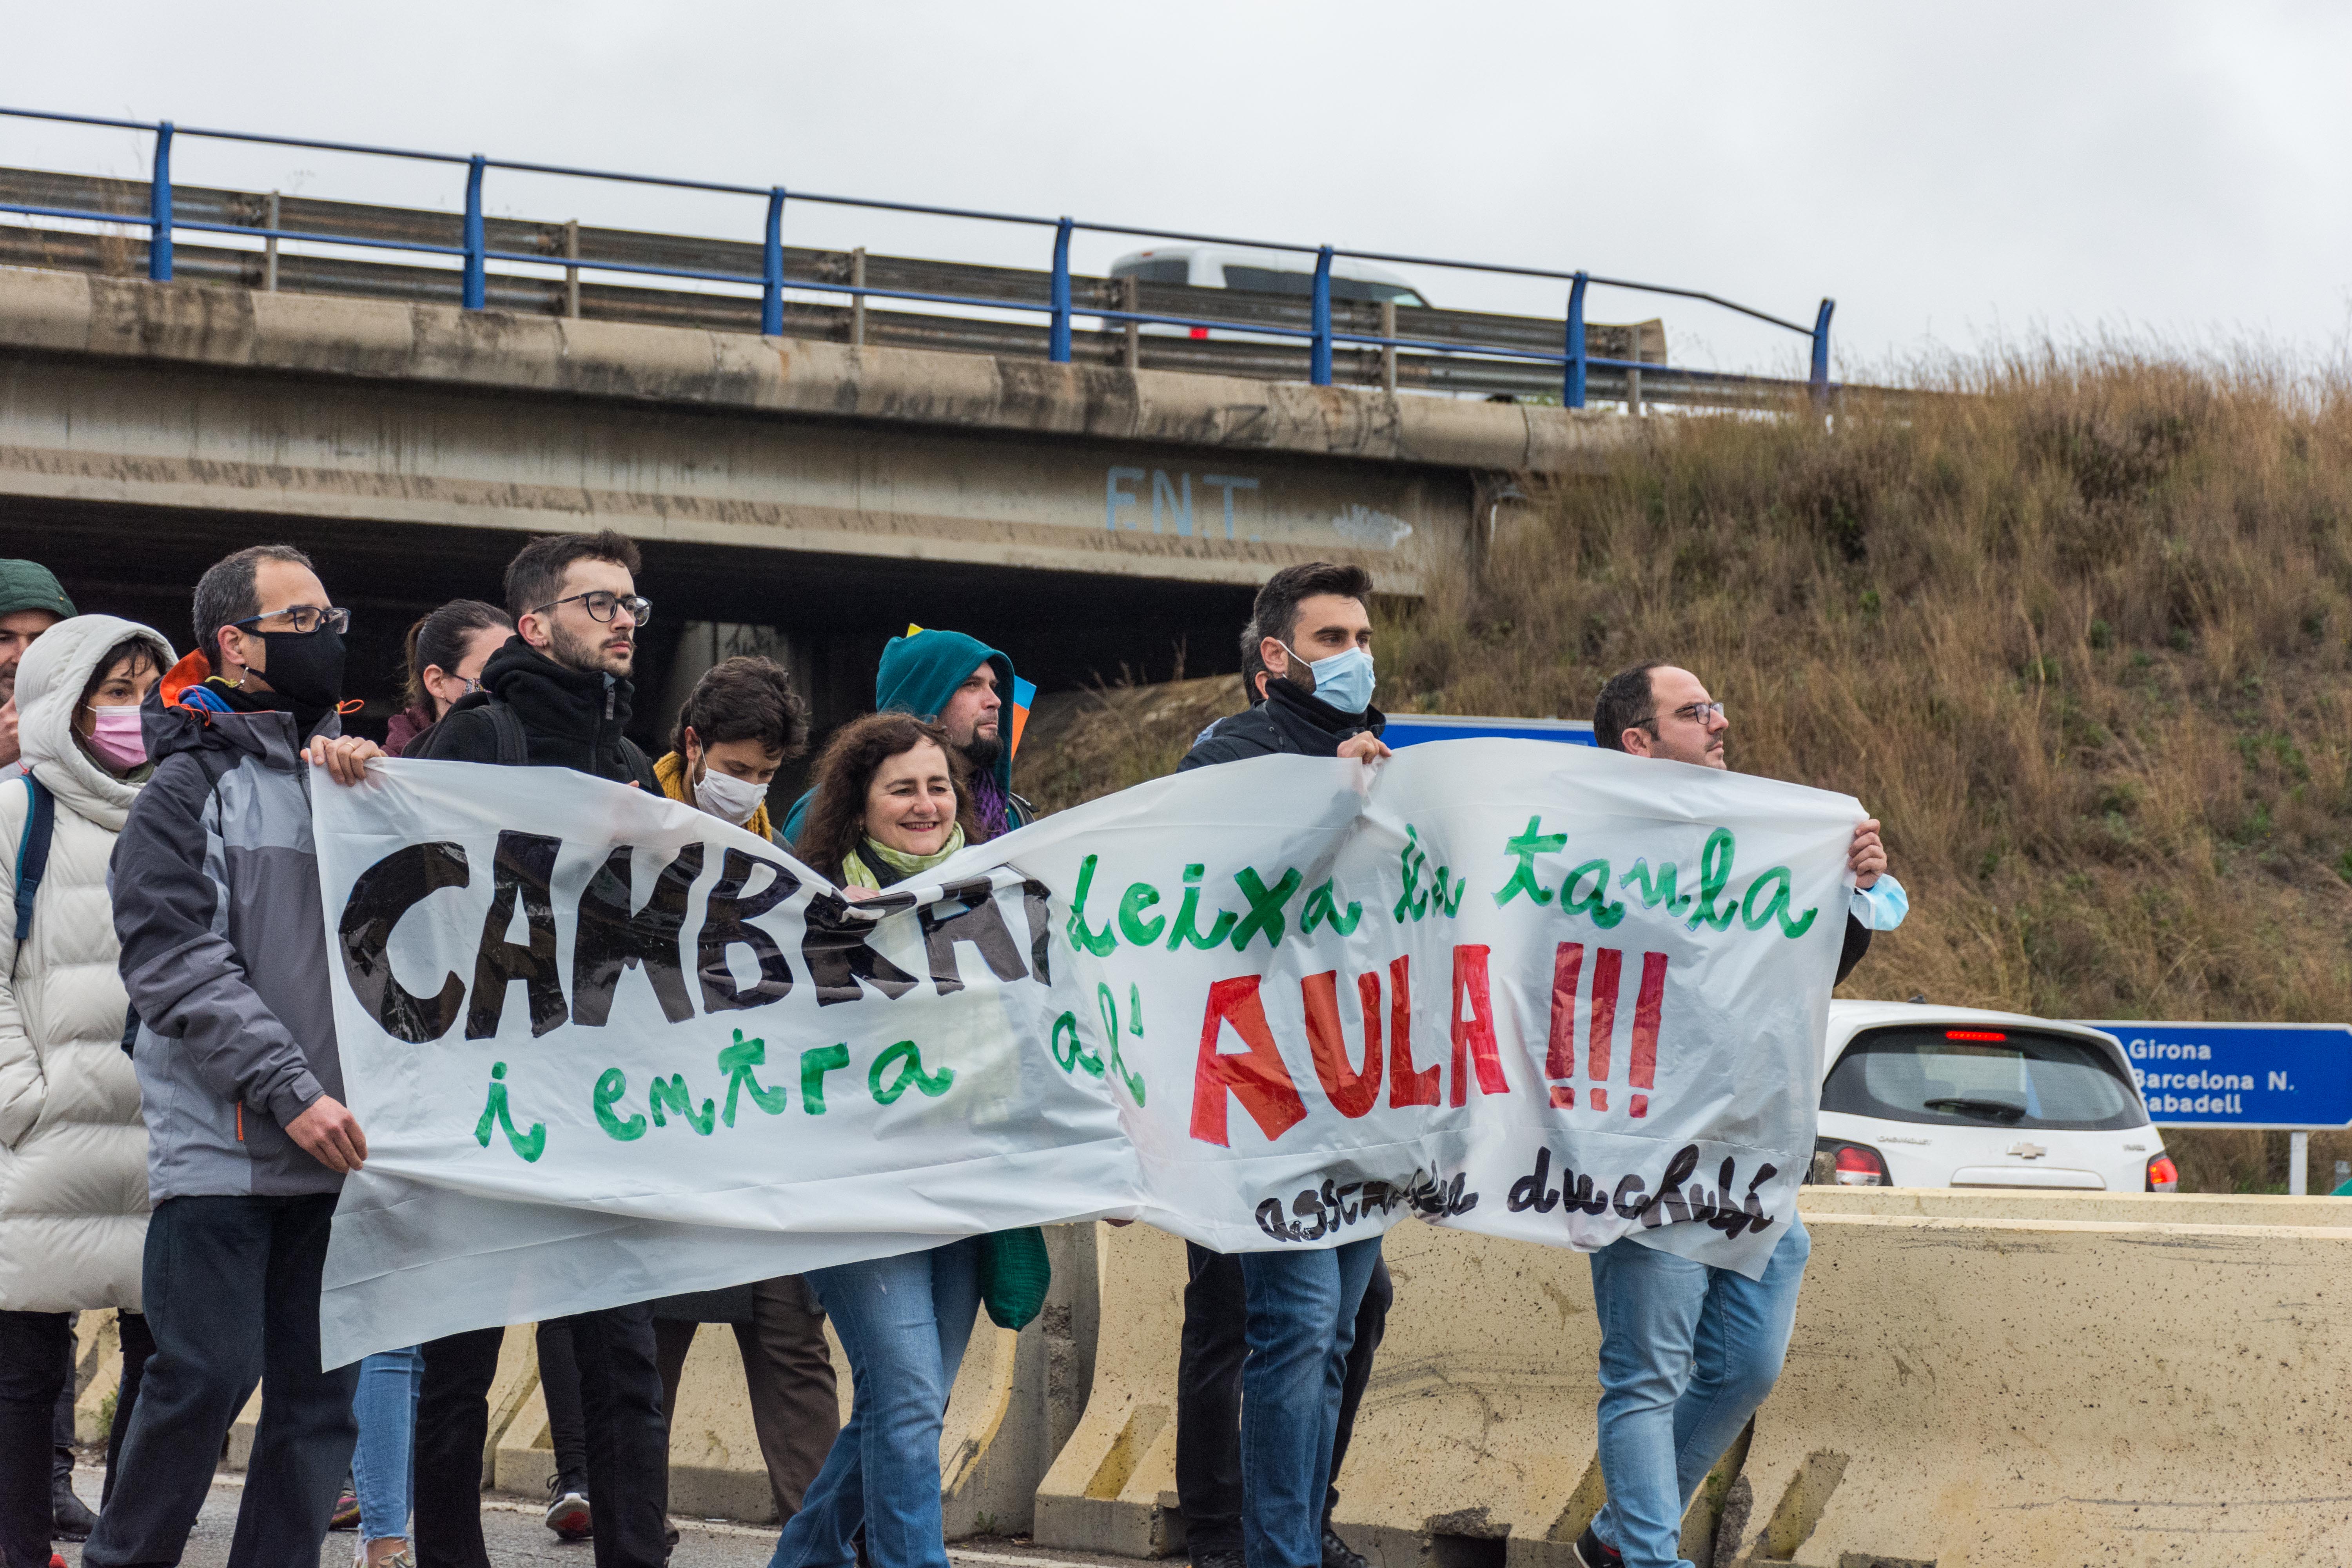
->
[[86, 706, 147, 771]]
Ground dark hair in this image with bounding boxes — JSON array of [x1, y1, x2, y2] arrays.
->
[[403, 599, 514, 714], [76, 635, 165, 710], [670, 656, 811, 761], [191, 544, 315, 671], [792, 711, 975, 884], [1242, 561, 1374, 692], [1237, 636, 1269, 705], [1593, 661, 1670, 751], [503, 530, 643, 622]]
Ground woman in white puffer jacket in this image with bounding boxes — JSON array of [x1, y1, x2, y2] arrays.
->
[[0, 614, 174, 1568]]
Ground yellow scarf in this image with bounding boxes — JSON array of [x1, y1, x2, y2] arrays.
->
[[653, 750, 775, 844], [842, 824, 968, 891]]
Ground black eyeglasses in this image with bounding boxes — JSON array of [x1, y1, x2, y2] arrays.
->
[[230, 604, 350, 635], [534, 591, 653, 626], [1656, 700, 1724, 724]]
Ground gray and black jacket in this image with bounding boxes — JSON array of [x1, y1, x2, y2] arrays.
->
[[110, 676, 345, 1201]]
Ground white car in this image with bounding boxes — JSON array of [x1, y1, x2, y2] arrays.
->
[[1811, 999, 2178, 1193]]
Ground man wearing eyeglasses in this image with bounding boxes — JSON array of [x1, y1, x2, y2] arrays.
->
[[95, 544, 383, 1568], [409, 530, 672, 1568], [1573, 661, 1906, 1568]]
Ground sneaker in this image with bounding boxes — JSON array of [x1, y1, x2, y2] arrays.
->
[[1321, 1527, 1368, 1568], [543, 1475, 592, 1540], [1191, 1551, 1246, 1568], [1571, 1525, 1622, 1568], [330, 1482, 361, 1532]]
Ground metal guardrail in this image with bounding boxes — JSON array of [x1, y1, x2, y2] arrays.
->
[[0, 105, 1843, 412]]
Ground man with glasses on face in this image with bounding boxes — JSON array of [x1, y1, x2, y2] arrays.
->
[[94, 544, 382, 1568], [410, 532, 672, 1568], [1572, 661, 1906, 1568]]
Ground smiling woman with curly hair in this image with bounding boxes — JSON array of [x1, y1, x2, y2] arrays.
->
[[792, 710, 978, 893]]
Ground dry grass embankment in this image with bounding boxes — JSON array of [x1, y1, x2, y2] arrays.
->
[[1022, 354, 2352, 1191]]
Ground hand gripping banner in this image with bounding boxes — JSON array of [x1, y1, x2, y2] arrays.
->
[[314, 741, 1860, 1364]]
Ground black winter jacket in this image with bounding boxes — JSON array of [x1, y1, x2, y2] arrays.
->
[[1177, 679, 1387, 770], [413, 636, 660, 790]]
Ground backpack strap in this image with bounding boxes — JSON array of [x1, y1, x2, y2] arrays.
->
[[11, 773, 54, 946], [619, 736, 660, 793], [487, 702, 530, 767]]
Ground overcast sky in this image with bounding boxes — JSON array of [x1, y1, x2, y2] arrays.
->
[[6, 1, 2348, 381]]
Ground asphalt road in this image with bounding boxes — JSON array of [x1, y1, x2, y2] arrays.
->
[[51, 1466, 1129, 1568], [52, 1467, 784, 1568]]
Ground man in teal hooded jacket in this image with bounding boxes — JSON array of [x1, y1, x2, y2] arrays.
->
[[780, 628, 1033, 843]]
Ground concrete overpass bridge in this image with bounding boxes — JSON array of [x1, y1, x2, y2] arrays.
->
[[0, 263, 1612, 753]]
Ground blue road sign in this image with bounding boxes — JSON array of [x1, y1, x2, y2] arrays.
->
[[2076, 1021, 2352, 1129], [1383, 714, 1595, 748]]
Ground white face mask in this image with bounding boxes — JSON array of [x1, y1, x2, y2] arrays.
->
[[693, 762, 768, 825]]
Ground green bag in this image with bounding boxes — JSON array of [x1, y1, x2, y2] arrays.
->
[[978, 1227, 1052, 1329]]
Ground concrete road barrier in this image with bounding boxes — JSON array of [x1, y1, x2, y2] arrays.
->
[[72, 1194, 2352, 1562], [1037, 1192, 2352, 1568], [1724, 1199, 2352, 1566]]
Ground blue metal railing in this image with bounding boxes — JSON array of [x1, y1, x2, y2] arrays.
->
[[0, 105, 1838, 407]]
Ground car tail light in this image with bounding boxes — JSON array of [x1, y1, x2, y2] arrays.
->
[[2146, 1153, 2179, 1193], [1189, 326, 1210, 339], [1834, 1144, 1890, 1185], [1946, 1030, 2007, 1042], [1809, 1137, 1891, 1186]]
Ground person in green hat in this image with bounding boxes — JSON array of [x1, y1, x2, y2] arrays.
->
[[780, 627, 1033, 844], [0, 560, 78, 777]]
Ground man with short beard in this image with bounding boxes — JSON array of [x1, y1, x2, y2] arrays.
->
[[780, 628, 1033, 844], [0, 559, 76, 777], [410, 531, 670, 1568], [1573, 659, 1907, 1568]]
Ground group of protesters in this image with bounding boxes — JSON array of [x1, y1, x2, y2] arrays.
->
[[0, 532, 1904, 1568]]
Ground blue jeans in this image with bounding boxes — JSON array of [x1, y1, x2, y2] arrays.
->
[[768, 1237, 983, 1568], [1588, 1218, 1811, 1568], [1236, 1237, 1383, 1568], [352, 1346, 424, 1545]]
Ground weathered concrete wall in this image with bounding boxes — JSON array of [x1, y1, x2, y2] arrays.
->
[[0, 267, 1615, 594], [0, 268, 1616, 474]]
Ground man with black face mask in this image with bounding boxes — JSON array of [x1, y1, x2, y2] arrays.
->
[[95, 543, 382, 1568], [410, 530, 673, 1568], [1172, 562, 1395, 1568]]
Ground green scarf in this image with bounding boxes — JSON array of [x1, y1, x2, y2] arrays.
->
[[842, 822, 967, 891]]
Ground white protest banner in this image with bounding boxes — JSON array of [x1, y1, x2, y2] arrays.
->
[[316, 741, 1858, 1365]]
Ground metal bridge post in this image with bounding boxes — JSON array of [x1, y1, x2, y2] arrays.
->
[[147, 122, 173, 282], [1563, 271, 1588, 408], [462, 155, 486, 310], [762, 188, 786, 336], [1809, 297, 1835, 408], [1310, 245, 1334, 386], [1049, 217, 1073, 363]]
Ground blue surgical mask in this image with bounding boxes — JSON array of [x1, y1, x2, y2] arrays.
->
[[1284, 641, 1375, 715]]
